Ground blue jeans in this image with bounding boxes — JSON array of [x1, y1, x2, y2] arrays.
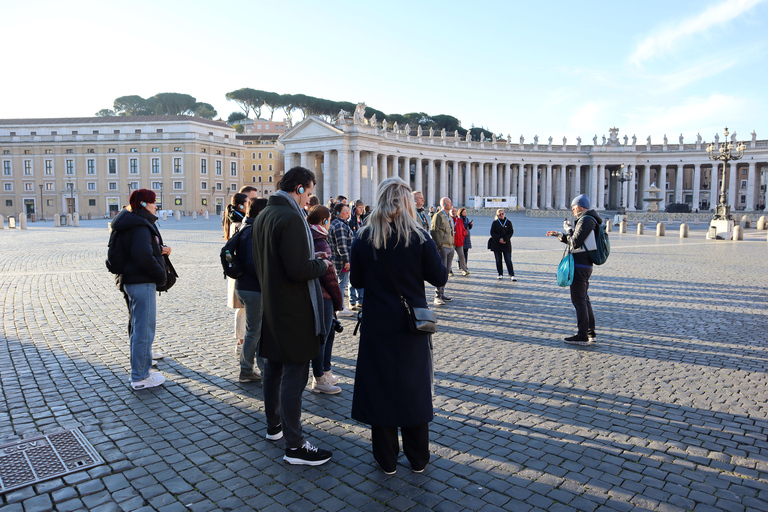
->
[[123, 283, 156, 382], [349, 286, 363, 306], [235, 289, 266, 374], [312, 298, 335, 378], [338, 270, 350, 305]]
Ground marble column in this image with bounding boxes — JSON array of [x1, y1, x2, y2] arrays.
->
[[352, 150, 361, 202], [574, 165, 581, 199], [490, 163, 498, 196], [300, 152, 308, 169], [590, 165, 599, 209], [337, 149, 347, 200], [544, 164, 552, 209], [414, 158, 423, 193], [518, 164, 525, 208], [728, 163, 737, 208], [502, 163, 510, 197], [692, 163, 701, 211], [323, 150, 333, 201], [451, 162, 460, 204], [559, 165, 567, 209], [627, 165, 637, 211], [368, 152, 378, 204], [675, 164, 684, 204], [478, 163, 485, 198], [530, 165, 539, 209], [464, 162, 472, 206], [659, 166, 668, 210], [747, 162, 757, 211], [427, 159, 436, 207]]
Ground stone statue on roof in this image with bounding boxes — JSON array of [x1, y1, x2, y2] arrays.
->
[[353, 103, 366, 124], [417, 125, 422, 137], [731, 131, 737, 142], [404, 123, 410, 135], [632, 134, 636, 145], [520, 135, 524, 144], [480, 132, 485, 143], [593, 135, 597, 145], [370, 113, 376, 127], [679, 133, 684, 144], [337, 109, 345, 124], [752, 130, 757, 143], [663, 134, 668, 145], [623, 135, 628, 145], [440, 128, 446, 140]]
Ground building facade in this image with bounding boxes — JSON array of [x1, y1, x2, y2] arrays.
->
[[237, 134, 285, 197], [0, 116, 245, 219], [280, 116, 768, 211]]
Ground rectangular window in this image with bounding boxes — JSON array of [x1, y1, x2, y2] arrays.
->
[[129, 158, 138, 174], [152, 182, 161, 190], [130, 181, 139, 190], [230, 183, 237, 191], [741, 179, 747, 190], [87, 149, 95, 154], [200, 159, 207, 174], [152, 147, 159, 152], [3, 161, 12, 176], [173, 181, 183, 190], [108, 182, 117, 190], [87, 182, 96, 191], [45, 160, 53, 175], [2, 150, 9, 155], [24, 149, 31, 154], [130, 148, 138, 153], [173, 158, 182, 173], [215, 161, 222, 175], [201, 182, 207, 190], [66, 149, 73, 154], [151, 158, 160, 174], [216, 182, 222, 190], [174, 147, 182, 152], [89, 199, 96, 206], [65, 160, 74, 175], [23, 160, 32, 175], [108, 159, 117, 174], [86, 159, 95, 175], [230, 162, 237, 176], [44, 149, 52, 154], [24, 183, 32, 191], [6, 200, 12, 206], [201, 148, 207, 153], [45, 182, 53, 191], [231, 152, 236, 157], [109, 148, 116, 153], [4, 183, 12, 191]]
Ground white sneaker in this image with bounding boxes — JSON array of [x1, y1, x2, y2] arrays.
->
[[433, 296, 445, 306], [312, 375, 341, 394], [497, 275, 503, 280], [510, 276, 517, 281], [337, 308, 354, 317], [151, 351, 164, 360], [130, 371, 165, 390], [461, 270, 469, 276], [151, 359, 158, 366], [324, 371, 339, 385]]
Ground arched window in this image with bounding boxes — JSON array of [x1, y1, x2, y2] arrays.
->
[[252, 177, 256, 183], [258, 152, 262, 159], [251, 164, 256, 171], [258, 164, 262, 171], [258, 176, 262, 183], [268, 176, 273, 183], [251, 153, 255, 159], [268, 152, 273, 159], [268, 164, 273, 171]]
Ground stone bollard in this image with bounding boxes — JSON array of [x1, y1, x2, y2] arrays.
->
[[740, 216, 750, 229], [0, 214, 4, 229], [757, 216, 767, 230], [733, 225, 743, 240], [680, 223, 688, 238], [619, 221, 627, 233], [175, 210, 181, 221], [193, 211, 197, 220], [66, 214, 73, 226], [19, 213, 27, 230], [73, 213, 79, 227], [205, 211, 209, 220], [637, 222, 644, 235], [656, 223, 665, 236], [605, 221, 612, 232], [162, 211, 168, 222], [54, 214, 60, 227], [9, 217, 16, 229]]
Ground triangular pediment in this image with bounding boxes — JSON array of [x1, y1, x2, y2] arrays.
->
[[279, 116, 343, 142]]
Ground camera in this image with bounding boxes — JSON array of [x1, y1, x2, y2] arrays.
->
[[332, 318, 344, 333]]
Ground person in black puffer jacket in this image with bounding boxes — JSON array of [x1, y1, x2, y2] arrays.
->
[[547, 194, 600, 345], [234, 197, 268, 383], [110, 189, 170, 389]]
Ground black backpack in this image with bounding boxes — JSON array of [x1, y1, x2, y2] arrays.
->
[[219, 224, 250, 279], [106, 229, 127, 275], [583, 215, 610, 265]]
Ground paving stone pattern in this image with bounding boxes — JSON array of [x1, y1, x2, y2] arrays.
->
[[1, 213, 767, 511]]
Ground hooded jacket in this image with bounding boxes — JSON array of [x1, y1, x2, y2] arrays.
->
[[110, 208, 167, 287]]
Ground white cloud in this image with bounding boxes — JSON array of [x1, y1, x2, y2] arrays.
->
[[629, 0, 766, 66]]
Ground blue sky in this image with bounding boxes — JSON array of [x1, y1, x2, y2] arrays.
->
[[3, 0, 766, 144]]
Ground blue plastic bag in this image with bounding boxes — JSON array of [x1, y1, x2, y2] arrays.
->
[[557, 247, 574, 287]]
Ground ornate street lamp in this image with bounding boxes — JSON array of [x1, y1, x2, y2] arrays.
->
[[611, 164, 633, 215], [706, 127, 745, 221]]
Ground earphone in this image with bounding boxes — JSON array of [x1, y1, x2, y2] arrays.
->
[[298, 186, 305, 194], [140, 201, 147, 207], [238, 204, 244, 210]]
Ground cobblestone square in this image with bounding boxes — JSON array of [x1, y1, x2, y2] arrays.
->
[[1, 213, 767, 511]]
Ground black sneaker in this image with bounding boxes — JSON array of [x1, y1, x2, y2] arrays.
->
[[239, 369, 262, 383], [564, 335, 593, 345], [283, 441, 332, 466], [266, 425, 283, 441], [442, 295, 452, 302]]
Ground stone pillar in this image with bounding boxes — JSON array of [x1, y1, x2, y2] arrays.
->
[[464, 162, 472, 206], [19, 213, 27, 230], [427, 159, 436, 207], [659, 166, 668, 211], [352, 150, 361, 201], [530, 165, 539, 209], [627, 165, 637, 211], [478, 163, 485, 198], [747, 162, 757, 211], [337, 149, 348, 200], [0, 214, 4, 229], [414, 158, 423, 194], [675, 164, 684, 204], [574, 165, 581, 198], [591, 165, 600, 210], [502, 163, 509, 197], [542, 164, 550, 209], [693, 163, 701, 211], [300, 152, 308, 169], [517, 164, 525, 208], [367, 152, 378, 204], [451, 162, 460, 204], [728, 163, 737, 209], [491, 163, 498, 196], [642, 165, 651, 210], [323, 150, 333, 201], [175, 210, 181, 221], [559, 165, 567, 209]]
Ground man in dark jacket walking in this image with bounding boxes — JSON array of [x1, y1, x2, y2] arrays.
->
[[252, 166, 334, 465], [547, 194, 600, 345]]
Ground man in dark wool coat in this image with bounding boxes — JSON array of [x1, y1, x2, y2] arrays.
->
[[252, 166, 334, 466]]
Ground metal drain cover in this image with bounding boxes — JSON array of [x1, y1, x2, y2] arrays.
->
[[0, 428, 104, 493]]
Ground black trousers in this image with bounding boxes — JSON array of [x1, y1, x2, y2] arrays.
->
[[371, 423, 430, 471], [494, 251, 515, 276], [570, 265, 595, 336], [263, 360, 310, 449]]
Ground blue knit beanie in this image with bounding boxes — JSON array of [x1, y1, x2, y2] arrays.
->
[[571, 194, 590, 209]]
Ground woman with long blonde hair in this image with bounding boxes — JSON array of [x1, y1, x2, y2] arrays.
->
[[350, 177, 447, 475]]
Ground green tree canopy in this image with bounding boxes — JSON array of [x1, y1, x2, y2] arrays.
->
[[113, 95, 150, 116], [227, 111, 247, 124], [95, 108, 115, 117], [193, 102, 217, 119]]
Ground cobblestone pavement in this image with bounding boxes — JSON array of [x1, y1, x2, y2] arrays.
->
[[1, 212, 767, 512]]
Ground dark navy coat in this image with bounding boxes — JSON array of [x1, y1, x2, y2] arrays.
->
[[350, 228, 447, 426]]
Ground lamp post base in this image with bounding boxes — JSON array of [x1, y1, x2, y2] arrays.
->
[[708, 219, 734, 240], [712, 204, 731, 221]]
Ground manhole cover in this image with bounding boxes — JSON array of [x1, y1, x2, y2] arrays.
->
[[0, 428, 104, 493]]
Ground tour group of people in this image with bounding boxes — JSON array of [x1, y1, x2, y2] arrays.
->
[[112, 169, 599, 473]]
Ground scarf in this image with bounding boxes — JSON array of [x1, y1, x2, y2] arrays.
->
[[310, 224, 328, 236], [274, 190, 325, 338]]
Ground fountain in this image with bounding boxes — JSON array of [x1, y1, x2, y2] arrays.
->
[[642, 183, 662, 212]]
